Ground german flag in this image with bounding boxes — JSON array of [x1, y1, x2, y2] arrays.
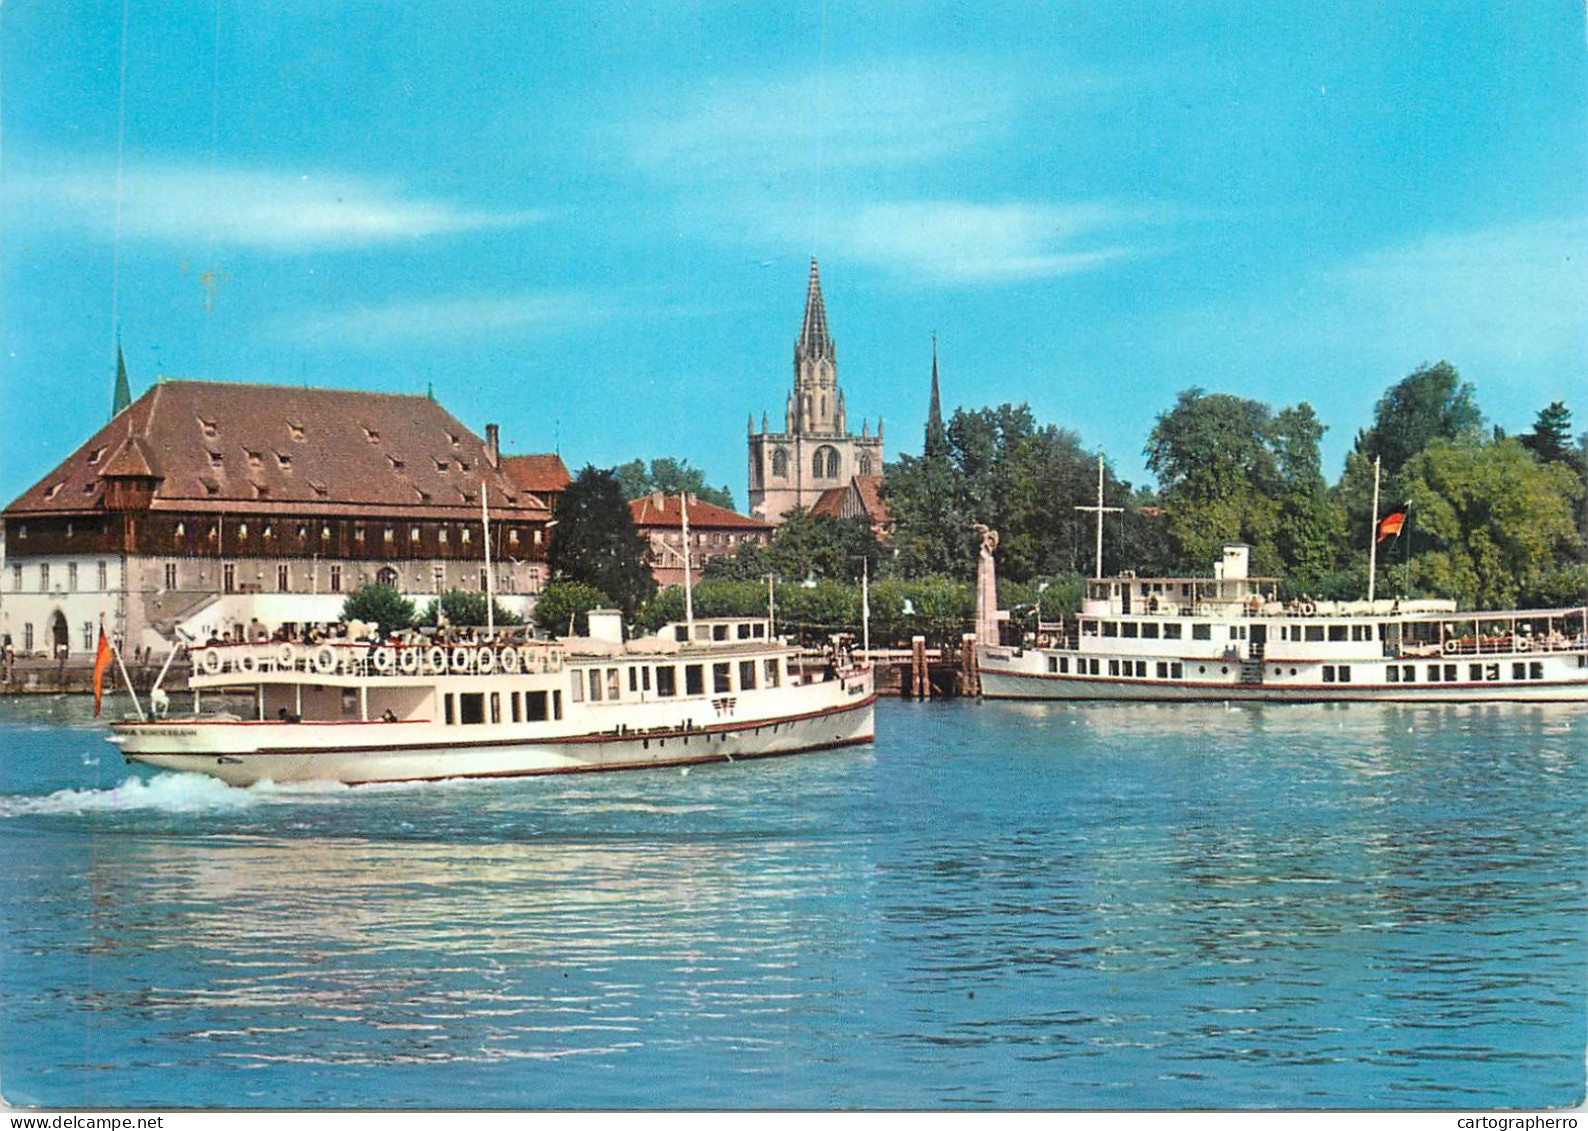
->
[[1376, 510, 1407, 542], [92, 627, 113, 718]]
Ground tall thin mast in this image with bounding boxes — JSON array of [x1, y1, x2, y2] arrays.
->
[[483, 483, 495, 635], [681, 494, 695, 638], [1367, 456, 1381, 605], [1074, 454, 1122, 579]]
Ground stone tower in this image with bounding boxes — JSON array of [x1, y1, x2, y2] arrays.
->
[[748, 258, 884, 524]]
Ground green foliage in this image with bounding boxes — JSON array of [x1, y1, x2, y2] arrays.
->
[[340, 584, 416, 638], [1520, 402, 1576, 467], [418, 590, 524, 628], [1401, 437, 1584, 608], [615, 456, 735, 511], [1353, 361, 1483, 476], [548, 466, 658, 617], [533, 581, 611, 637], [704, 510, 882, 583]]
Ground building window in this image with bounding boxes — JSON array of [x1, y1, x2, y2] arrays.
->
[[11, 564, 21, 591], [434, 565, 446, 592], [277, 564, 290, 592], [330, 564, 343, 593], [222, 563, 236, 592], [97, 561, 107, 589], [383, 528, 394, 544], [68, 563, 78, 590], [772, 449, 789, 478], [439, 527, 449, 544], [24, 624, 34, 652], [858, 455, 873, 476], [164, 562, 177, 589], [410, 527, 421, 543], [39, 564, 49, 590], [376, 566, 399, 588], [479, 569, 488, 592], [354, 526, 366, 543], [82, 622, 94, 650]]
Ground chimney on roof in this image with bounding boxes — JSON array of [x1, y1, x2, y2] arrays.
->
[[485, 424, 500, 469]]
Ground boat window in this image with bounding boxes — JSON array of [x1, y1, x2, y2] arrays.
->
[[739, 660, 757, 690], [685, 664, 705, 695], [642, 666, 652, 691], [1352, 625, 1373, 642], [1512, 662, 1526, 680], [444, 693, 455, 725], [459, 693, 485, 725], [1388, 666, 1401, 683], [1156, 661, 1169, 678], [1141, 623, 1160, 639], [1108, 660, 1120, 676], [713, 625, 729, 641], [524, 691, 549, 721], [588, 670, 603, 702], [1531, 662, 1544, 680], [1135, 661, 1147, 677], [1081, 621, 1099, 637], [1171, 662, 1183, 678], [713, 663, 731, 694], [1328, 625, 1348, 642], [1323, 665, 1336, 683], [1338, 665, 1351, 682], [763, 658, 780, 687], [511, 692, 522, 723], [1163, 623, 1182, 640], [1047, 656, 1059, 674], [1121, 622, 1138, 638], [629, 667, 639, 693], [1305, 626, 1325, 642], [607, 668, 621, 700], [1102, 622, 1119, 638], [553, 690, 563, 720], [490, 693, 502, 724], [656, 666, 677, 697], [1192, 625, 1211, 641]]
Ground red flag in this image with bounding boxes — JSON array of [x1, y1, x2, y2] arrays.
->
[[1376, 510, 1406, 542], [92, 627, 113, 718]]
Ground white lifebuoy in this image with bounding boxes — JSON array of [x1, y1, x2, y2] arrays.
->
[[1195, 603, 1213, 617], [276, 643, 297, 670], [199, 648, 223, 675], [373, 646, 395, 673], [398, 647, 421, 674], [499, 645, 520, 673], [236, 650, 257, 675], [314, 645, 337, 674], [518, 645, 538, 670], [426, 646, 447, 674], [1300, 602, 1317, 616], [1443, 639, 1458, 654], [1515, 636, 1531, 653], [451, 646, 473, 673], [476, 646, 496, 674]]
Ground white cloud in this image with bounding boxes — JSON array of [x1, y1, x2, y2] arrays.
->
[[290, 291, 601, 348], [6, 165, 538, 251], [818, 199, 1154, 284]]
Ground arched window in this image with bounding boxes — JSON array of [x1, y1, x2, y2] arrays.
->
[[376, 566, 399, 588], [858, 455, 873, 477], [772, 449, 789, 478], [813, 446, 840, 479], [826, 448, 840, 478]]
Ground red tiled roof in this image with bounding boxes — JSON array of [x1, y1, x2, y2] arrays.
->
[[501, 453, 572, 495], [851, 474, 889, 523], [629, 494, 771, 531], [808, 487, 848, 520], [4, 379, 549, 521], [809, 475, 890, 524]]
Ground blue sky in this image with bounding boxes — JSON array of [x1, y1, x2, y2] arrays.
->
[[2, 2, 1584, 509]]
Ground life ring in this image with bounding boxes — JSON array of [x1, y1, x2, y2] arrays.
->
[[518, 645, 539, 670], [373, 646, 395, 673], [1515, 636, 1531, 653], [451, 646, 473, 673], [1442, 639, 1458, 654], [426, 646, 447, 674], [1195, 603, 1213, 617], [199, 648, 223, 675], [398, 647, 421, 674], [236, 650, 257, 674], [276, 643, 297, 670], [1300, 602, 1317, 616], [499, 645, 520, 673], [476, 646, 496, 674], [314, 645, 337, 674]]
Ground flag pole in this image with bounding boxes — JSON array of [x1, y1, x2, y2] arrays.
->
[[482, 483, 495, 636], [1367, 456, 1381, 604], [102, 613, 146, 721], [681, 493, 695, 638]]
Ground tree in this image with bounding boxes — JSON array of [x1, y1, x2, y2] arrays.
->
[[1520, 402, 1575, 467], [1401, 437, 1584, 608], [706, 510, 883, 583], [341, 584, 415, 638], [534, 581, 610, 637], [419, 590, 524, 628], [615, 456, 735, 511], [1353, 361, 1483, 476], [548, 466, 658, 617]]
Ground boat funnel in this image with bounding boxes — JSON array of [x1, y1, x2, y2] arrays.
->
[[586, 608, 625, 644], [1220, 543, 1250, 581]]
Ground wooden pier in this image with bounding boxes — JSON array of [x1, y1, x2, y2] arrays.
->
[[799, 634, 981, 699]]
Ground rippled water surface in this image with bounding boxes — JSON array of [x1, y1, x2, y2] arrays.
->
[[0, 695, 1582, 1109]]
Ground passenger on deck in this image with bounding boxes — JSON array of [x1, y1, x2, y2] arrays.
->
[[276, 707, 301, 723], [381, 709, 398, 722]]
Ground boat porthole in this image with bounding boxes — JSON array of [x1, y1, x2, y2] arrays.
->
[[1221, 666, 1228, 675], [1290, 668, 1297, 675], [1197, 666, 1205, 674]]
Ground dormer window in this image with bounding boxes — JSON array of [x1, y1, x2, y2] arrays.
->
[[461, 528, 472, 544], [82, 482, 97, 495], [202, 479, 220, 496], [44, 483, 62, 500], [458, 460, 471, 473], [254, 484, 270, 499], [238, 523, 249, 540], [320, 526, 331, 540], [246, 450, 263, 468], [432, 458, 449, 472], [387, 456, 405, 471], [354, 526, 366, 542], [439, 527, 449, 544], [410, 527, 421, 543], [286, 420, 305, 442], [446, 431, 460, 448], [383, 527, 395, 543], [310, 481, 328, 498], [198, 417, 218, 438], [209, 451, 223, 467], [86, 447, 105, 465], [276, 452, 292, 470], [297, 524, 308, 540], [363, 427, 380, 443]]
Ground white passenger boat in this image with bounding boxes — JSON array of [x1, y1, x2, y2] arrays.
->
[[979, 543, 1588, 703], [110, 611, 875, 785]]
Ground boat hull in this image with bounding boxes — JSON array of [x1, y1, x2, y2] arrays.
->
[[115, 696, 876, 786], [979, 666, 1588, 703]]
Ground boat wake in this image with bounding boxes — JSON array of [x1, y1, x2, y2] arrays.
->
[[0, 772, 261, 817]]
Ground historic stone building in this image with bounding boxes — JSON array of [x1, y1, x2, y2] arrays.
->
[[747, 259, 883, 524], [0, 379, 557, 656]]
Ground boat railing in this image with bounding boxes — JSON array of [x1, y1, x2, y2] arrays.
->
[[1401, 632, 1585, 659], [190, 640, 567, 679]]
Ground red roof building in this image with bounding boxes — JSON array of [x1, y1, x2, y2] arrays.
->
[[809, 475, 892, 540], [629, 493, 772, 588]]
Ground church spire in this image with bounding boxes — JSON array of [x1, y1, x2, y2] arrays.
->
[[111, 339, 132, 419], [924, 334, 948, 458], [796, 257, 833, 362]]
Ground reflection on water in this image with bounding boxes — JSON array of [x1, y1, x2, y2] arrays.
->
[[0, 698, 1582, 1109]]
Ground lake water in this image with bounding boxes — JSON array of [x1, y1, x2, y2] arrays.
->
[[0, 695, 1582, 1110]]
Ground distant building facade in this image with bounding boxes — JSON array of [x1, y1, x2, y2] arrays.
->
[[0, 379, 556, 654], [809, 475, 892, 541], [747, 259, 883, 525], [630, 493, 772, 588]]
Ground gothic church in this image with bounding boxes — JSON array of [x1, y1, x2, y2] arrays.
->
[[747, 259, 884, 524]]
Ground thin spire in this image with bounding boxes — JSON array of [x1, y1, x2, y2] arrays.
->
[[111, 337, 132, 419], [924, 334, 948, 459], [796, 256, 833, 361]]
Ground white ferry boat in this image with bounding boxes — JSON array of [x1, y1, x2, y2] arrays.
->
[[980, 543, 1588, 703], [110, 610, 875, 785]]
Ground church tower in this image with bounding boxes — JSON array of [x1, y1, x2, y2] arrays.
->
[[748, 259, 884, 524]]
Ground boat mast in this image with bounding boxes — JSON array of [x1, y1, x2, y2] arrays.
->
[[483, 483, 495, 635], [681, 493, 695, 639], [1074, 454, 1122, 579], [861, 556, 871, 654], [1367, 456, 1381, 605]]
